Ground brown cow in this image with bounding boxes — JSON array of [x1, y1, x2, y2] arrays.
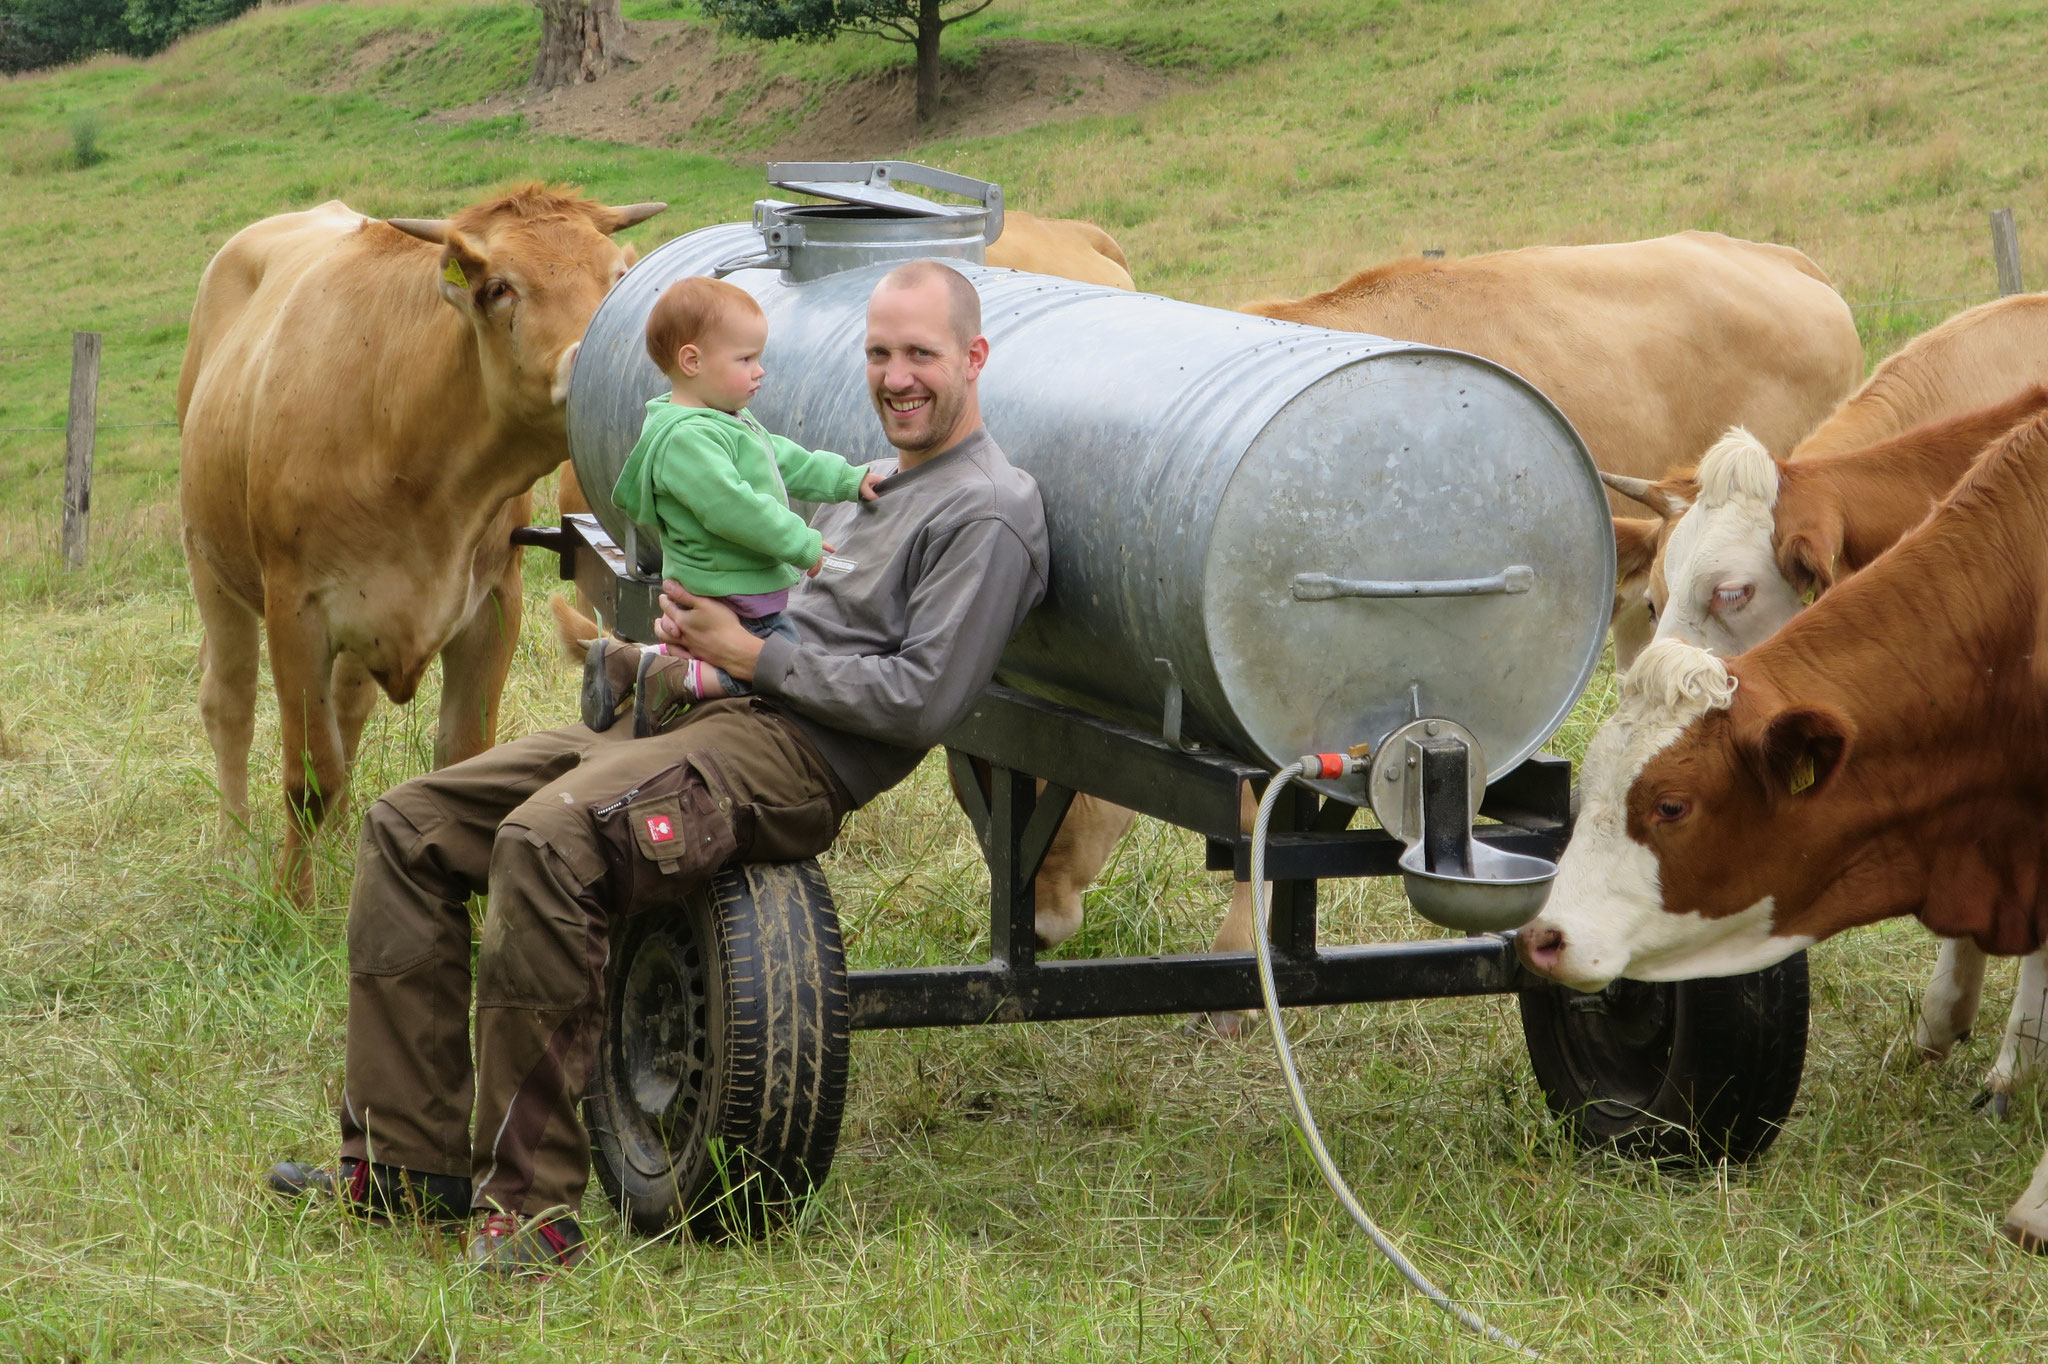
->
[[1789, 292, 2048, 459], [179, 186, 664, 904], [1517, 406, 2048, 1248], [987, 209, 1135, 290]]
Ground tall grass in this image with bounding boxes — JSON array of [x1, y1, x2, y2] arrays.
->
[[3, 0, 2048, 1358]]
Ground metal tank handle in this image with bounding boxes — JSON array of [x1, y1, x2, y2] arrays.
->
[[1291, 565, 1534, 600], [711, 201, 801, 278]]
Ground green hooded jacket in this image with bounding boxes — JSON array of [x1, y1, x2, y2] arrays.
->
[[612, 399, 867, 596]]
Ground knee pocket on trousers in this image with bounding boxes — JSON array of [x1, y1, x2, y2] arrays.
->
[[349, 801, 457, 977], [475, 830, 601, 1011]]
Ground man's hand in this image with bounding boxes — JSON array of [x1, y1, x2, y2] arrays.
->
[[656, 582, 765, 682], [858, 469, 884, 502]]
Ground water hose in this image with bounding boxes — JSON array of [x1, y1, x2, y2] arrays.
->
[[1251, 758, 1538, 1358]]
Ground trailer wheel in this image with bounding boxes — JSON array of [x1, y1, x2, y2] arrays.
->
[[1518, 951, 1809, 1166], [586, 860, 848, 1240]]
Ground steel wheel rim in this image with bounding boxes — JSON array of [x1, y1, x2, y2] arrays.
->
[[612, 922, 713, 1179], [1551, 976, 1678, 1118]]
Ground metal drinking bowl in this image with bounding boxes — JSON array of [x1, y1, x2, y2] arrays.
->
[[1397, 840, 1557, 934]]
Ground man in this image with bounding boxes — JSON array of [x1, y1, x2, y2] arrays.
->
[[266, 260, 1049, 1273]]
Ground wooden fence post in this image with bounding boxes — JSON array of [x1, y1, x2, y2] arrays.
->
[[1991, 207, 2024, 296], [62, 330, 101, 570]]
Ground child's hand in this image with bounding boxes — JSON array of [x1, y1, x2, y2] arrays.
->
[[858, 470, 884, 502], [806, 540, 836, 578]]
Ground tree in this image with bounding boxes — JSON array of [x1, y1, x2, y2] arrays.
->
[[0, 0, 257, 73], [700, 0, 996, 131], [530, 0, 629, 91]]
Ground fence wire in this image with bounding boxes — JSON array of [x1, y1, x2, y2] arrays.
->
[[0, 420, 176, 433]]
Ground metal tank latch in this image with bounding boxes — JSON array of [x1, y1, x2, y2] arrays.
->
[[1367, 717, 1556, 933], [711, 161, 1005, 280]]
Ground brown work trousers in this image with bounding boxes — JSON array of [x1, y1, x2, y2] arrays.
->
[[338, 698, 848, 1216]]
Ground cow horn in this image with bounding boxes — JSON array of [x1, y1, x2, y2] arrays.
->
[[386, 217, 451, 244], [605, 202, 668, 232], [1599, 471, 1656, 501]]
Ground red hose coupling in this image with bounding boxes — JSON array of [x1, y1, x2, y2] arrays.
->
[[1300, 752, 1354, 780]]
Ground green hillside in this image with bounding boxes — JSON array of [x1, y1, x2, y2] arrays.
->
[[3, 2, 2048, 1359]]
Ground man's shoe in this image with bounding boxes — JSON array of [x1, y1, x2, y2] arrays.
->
[[265, 1157, 472, 1227], [580, 638, 641, 732], [465, 1208, 587, 1277]]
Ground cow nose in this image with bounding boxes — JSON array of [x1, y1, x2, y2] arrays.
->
[[1517, 923, 1567, 975]]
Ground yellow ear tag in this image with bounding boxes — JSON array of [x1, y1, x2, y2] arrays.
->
[[442, 257, 470, 290], [1800, 585, 1817, 607], [1789, 754, 1816, 794]]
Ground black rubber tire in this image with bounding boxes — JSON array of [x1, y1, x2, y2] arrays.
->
[[1518, 951, 1809, 1166], [586, 859, 849, 1240]]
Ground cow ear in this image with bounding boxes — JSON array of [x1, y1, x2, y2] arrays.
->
[[436, 231, 491, 310], [1748, 705, 1852, 800], [1613, 517, 1661, 584], [1775, 527, 1840, 607]]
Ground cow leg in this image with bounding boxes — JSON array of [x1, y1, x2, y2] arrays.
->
[[186, 547, 262, 834], [1980, 949, 2048, 1121], [436, 569, 522, 770], [2001, 1145, 2048, 1253], [1914, 937, 1990, 1062], [1032, 795, 1136, 949], [329, 651, 380, 828], [264, 586, 345, 908], [944, 763, 1136, 950]]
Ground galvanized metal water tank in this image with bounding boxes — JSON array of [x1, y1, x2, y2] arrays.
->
[[567, 166, 1612, 804]]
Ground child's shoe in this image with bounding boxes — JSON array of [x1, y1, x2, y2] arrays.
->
[[580, 638, 644, 732], [632, 651, 707, 738]]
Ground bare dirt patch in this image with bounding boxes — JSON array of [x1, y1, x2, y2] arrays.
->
[[324, 30, 431, 92], [439, 23, 1173, 161]]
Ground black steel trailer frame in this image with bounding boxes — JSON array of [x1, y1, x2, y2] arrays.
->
[[851, 685, 1571, 1029]]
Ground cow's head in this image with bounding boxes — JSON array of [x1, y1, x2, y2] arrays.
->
[[1635, 428, 1814, 657], [1517, 639, 1860, 990], [386, 184, 665, 427]]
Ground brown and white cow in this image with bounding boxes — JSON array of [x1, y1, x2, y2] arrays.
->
[[1609, 291, 2048, 648], [1517, 406, 2048, 1249], [179, 185, 663, 904], [1608, 389, 2048, 1102], [1628, 388, 2048, 658]]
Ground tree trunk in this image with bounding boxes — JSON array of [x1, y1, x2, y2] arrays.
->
[[530, 0, 629, 91], [913, 0, 942, 129]]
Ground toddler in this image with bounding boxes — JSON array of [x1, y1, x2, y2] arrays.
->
[[582, 275, 880, 737]]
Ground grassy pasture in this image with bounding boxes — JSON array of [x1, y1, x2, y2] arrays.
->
[[4, 0, 2048, 1357]]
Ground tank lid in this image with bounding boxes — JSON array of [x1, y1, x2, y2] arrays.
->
[[766, 161, 1004, 243]]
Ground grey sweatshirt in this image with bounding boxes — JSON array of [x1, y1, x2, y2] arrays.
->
[[753, 427, 1049, 806]]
